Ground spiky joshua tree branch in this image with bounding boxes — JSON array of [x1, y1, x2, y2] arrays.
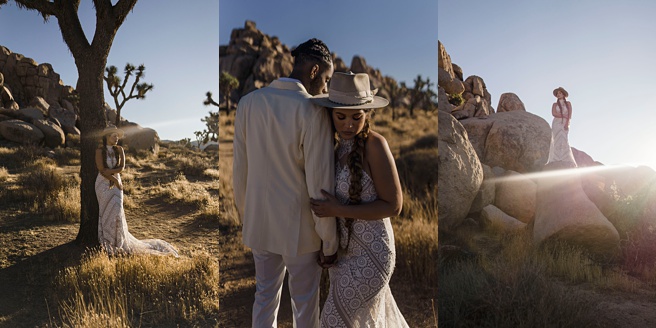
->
[[104, 63, 154, 127]]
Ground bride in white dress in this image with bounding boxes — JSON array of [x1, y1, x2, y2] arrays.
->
[[547, 87, 577, 166], [95, 126, 179, 256], [310, 72, 409, 327]]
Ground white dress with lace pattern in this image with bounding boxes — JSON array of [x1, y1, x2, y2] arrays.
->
[[320, 139, 408, 328], [547, 100, 577, 165], [96, 146, 179, 256]]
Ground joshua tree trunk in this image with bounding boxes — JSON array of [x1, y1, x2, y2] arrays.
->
[[8, 0, 139, 246], [75, 58, 109, 245]]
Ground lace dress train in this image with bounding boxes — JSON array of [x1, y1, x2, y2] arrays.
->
[[96, 146, 178, 256]]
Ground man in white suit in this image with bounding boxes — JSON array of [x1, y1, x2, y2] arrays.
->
[[233, 38, 338, 328]]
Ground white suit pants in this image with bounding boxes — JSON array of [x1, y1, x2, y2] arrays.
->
[[251, 249, 321, 328]]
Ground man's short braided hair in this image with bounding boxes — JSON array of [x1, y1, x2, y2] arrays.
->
[[291, 38, 332, 66]]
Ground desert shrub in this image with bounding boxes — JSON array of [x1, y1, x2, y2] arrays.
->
[[19, 161, 67, 205], [54, 250, 219, 327], [174, 155, 212, 177], [439, 258, 598, 328], [399, 134, 438, 155], [50, 185, 81, 222], [619, 220, 656, 279], [448, 93, 464, 106], [395, 148, 438, 197], [393, 219, 437, 287], [150, 173, 218, 212], [18, 160, 80, 221], [53, 147, 81, 166], [0, 166, 8, 182]]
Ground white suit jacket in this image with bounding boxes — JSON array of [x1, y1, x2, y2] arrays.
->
[[233, 78, 338, 257]]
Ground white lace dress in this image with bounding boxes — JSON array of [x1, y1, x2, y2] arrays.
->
[[96, 146, 179, 256], [547, 100, 577, 165], [320, 139, 408, 328]]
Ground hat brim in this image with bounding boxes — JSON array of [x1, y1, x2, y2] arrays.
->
[[553, 88, 568, 98], [102, 128, 124, 138], [310, 95, 389, 109]]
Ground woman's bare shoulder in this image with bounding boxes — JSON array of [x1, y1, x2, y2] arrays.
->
[[365, 130, 391, 156]]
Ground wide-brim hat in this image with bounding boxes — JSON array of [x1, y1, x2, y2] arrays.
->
[[311, 72, 389, 109], [101, 125, 124, 138], [553, 87, 568, 98]]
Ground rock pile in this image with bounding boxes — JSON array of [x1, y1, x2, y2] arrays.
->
[[0, 46, 159, 153], [220, 20, 389, 108], [436, 40, 649, 258]]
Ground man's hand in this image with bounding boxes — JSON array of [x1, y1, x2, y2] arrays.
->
[[318, 251, 338, 269]]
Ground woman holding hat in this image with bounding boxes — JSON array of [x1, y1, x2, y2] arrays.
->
[[547, 87, 577, 166], [310, 72, 408, 327], [95, 125, 179, 256]]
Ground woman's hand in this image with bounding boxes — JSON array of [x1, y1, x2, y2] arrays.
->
[[310, 189, 342, 217], [110, 176, 123, 190]]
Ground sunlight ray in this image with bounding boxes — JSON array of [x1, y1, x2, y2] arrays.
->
[[487, 163, 650, 184]]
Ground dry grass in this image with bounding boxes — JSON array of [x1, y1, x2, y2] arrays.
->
[[53, 250, 219, 327], [218, 154, 239, 227], [17, 159, 80, 222], [0, 166, 9, 182], [149, 173, 219, 213], [393, 219, 438, 286]]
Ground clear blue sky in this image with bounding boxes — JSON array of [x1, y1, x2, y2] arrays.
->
[[220, 0, 438, 95], [439, 1, 656, 170], [0, 1, 219, 141]]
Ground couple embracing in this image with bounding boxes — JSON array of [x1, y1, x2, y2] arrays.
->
[[233, 38, 408, 327]]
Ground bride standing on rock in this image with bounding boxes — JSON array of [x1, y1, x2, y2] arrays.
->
[[95, 126, 178, 257], [547, 87, 577, 166]]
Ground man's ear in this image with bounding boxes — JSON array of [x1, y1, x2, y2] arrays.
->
[[310, 64, 320, 80]]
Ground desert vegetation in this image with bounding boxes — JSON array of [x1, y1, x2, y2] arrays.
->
[[438, 183, 656, 327], [0, 141, 221, 327]]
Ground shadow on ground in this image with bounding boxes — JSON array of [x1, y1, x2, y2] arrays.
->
[[0, 241, 88, 328]]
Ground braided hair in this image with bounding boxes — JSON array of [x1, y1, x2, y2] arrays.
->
[[291, 38, 332, 67], [101, 136, 121, 169], [342, 110, 373, 249]]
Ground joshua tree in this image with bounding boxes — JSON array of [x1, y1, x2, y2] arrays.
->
[[219, 71, 239, 113], [194, 111, 219, 147], [203, 91, 220, 110], [381, 76, 406, 121], [407, 75, 428, 117], [104, 63, 154, 127], [2, 0, 139, 245]]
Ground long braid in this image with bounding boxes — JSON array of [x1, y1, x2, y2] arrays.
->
[[101, 136, 120, 169], [343, 113, 372, 249]]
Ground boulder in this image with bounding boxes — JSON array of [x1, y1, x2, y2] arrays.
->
[[571, 147, 599, 167], [438, 86, 454, 113], [461, 111, 551, 173], [33, 119, 65, 148], [481, 204, 527, 232], [17, 107, 45, 121], [121, 123, 160, 155], [533, 162, 620, 258], [48, 105, 78, 134], [452, 63, 464, 81], [454, 95, 490, 119], [29, 96, 50, 113], [493, 170, 537, 223], [438, 110, 483, 231], [496, 93, 526, 112], [438, 41, 455, 78], [464, 75, 486, 98], [438, 67, 465, 95], [469, 164, 495, 214], [0, 119, 44, 144]]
